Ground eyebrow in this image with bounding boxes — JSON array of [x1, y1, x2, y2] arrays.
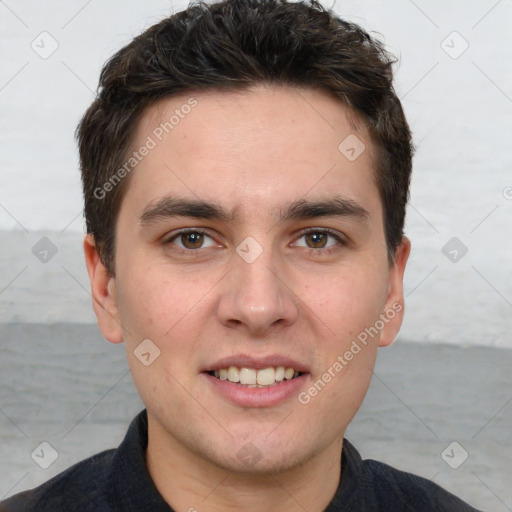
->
[[139, 195, 370, 226]]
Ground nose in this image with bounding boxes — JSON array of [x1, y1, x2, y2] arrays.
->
[[216, 246, 299, 336]]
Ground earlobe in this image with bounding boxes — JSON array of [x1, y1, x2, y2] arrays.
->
[[378, 237, 411, 347], [83, 234, 124, 344]]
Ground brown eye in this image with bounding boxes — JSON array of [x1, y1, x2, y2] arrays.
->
[[293, 229, 344, 253], [305, 232, 328, 248], [164, 230, 218, 252], [180, 232, 204, 249]]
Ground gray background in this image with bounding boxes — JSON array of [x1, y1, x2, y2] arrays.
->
[[1, 0, 511, 510]]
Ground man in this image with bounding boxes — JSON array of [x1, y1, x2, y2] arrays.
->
[[1, 0, 483, 510]]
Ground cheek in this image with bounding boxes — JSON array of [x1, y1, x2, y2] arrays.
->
[[114, 262, 176, 339], [116, 273, 171, 340], [116, 266, 209, 403], [330, 351, 376, 419], [299, 265, 388, 341], [115, 262, 218, 351], [317, 267, 386, 413]]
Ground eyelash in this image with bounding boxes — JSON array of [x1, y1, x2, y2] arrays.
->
[[163, 227, 346, 257]]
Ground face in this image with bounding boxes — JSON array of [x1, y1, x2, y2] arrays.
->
[[85, 85, 409, 475]]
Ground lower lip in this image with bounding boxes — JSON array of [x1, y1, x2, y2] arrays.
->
[[202, 372, 309, 408]]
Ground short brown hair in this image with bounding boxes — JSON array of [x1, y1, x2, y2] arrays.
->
[[77, 0, 413, 274]]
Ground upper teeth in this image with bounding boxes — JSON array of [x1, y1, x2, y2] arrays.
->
[[213, 366, 300, 385]]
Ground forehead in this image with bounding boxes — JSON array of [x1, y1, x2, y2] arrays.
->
[[121, 85, 381, 221]]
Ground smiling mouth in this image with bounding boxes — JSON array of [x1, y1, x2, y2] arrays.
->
[[206, 366, 304, 388]]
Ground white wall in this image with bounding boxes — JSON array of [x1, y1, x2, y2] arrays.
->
[[1, 0, 511, 347]]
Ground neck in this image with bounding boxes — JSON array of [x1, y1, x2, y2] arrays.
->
[[146, 416, 343, 512]]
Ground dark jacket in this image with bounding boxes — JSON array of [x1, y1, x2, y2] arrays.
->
[[1, 410, 484, 512]]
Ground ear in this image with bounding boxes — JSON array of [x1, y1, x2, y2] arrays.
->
[[83, 234, 124, 344], [378, 236, 411, 347]]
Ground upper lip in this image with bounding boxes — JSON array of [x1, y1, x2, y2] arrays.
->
[[202, 354, 309, 373]]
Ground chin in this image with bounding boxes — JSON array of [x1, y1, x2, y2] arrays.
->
[[212, 435, 316, 476]]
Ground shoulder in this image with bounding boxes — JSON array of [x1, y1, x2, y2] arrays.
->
[[360, 457, 483, 511], [0, 449, 116, 512], [338, 440, 483, 511]]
